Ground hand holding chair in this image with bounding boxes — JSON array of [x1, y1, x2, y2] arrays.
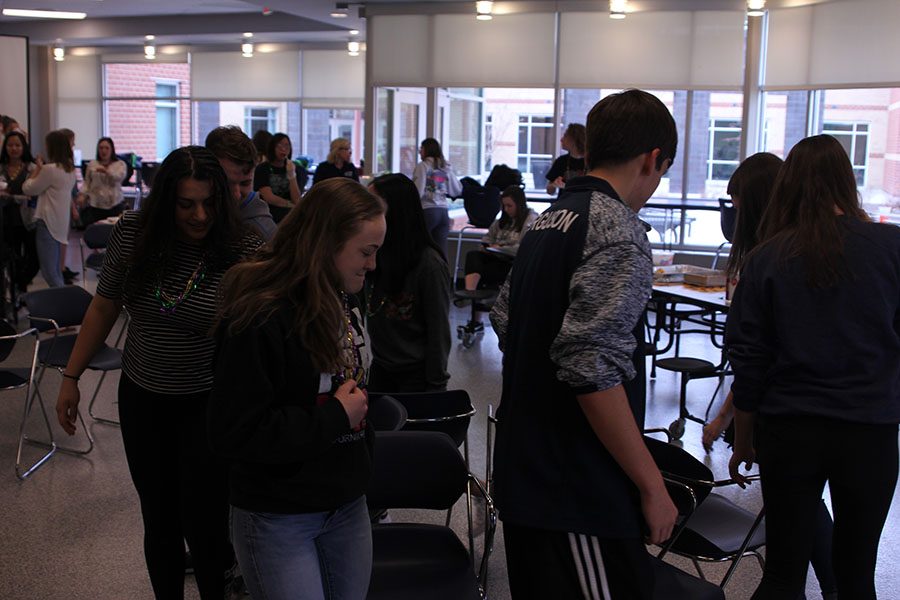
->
[[645, 435, 765, 588]]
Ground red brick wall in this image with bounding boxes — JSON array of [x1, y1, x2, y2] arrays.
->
[[884, 88, 900, 197], [104, 63, 191, 162]]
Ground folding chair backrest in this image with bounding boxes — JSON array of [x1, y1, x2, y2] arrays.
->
[[384, 390, 475, 448], [83, 222, 115, 250], [463, 186, 501, 229], [368, 395, 408, 432], [0, 320, 17, 361], [25, 286, 94, 331], [368, 431, 469, 510], [645, 437, 715, 513]]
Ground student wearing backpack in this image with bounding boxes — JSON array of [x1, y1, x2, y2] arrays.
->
[[412, 138, 461, 259]]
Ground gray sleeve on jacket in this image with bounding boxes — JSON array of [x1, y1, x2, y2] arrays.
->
[[550, 199, 652, 393], [489, 274, 511, 352]]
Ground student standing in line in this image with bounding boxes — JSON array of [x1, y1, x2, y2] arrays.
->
[[412, 137, 461, 259], [0, 130, 40, 291], [545, 123, 586, 197], [205, 125, 276, 241], [312, 137, 360, 185], [22, 129, 77, 288], [728, 134, 900, 600], [490, 89, 678, 598], [56, 146, 261, 600], [364, 173, 451, 393], [254, 133, 303, 224], [703, 152, 839, 600], [209, 178, 385, 600]]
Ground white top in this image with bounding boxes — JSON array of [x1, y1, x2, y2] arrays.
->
[[412, 157, 462, 210], [22, 163, 77, 244], [83, 159, 126, 209]]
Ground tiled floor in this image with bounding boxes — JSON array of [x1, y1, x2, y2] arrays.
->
[[0, 264, 898, 599]]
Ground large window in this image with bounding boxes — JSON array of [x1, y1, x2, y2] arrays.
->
[[155, 82, 179, 161], [103, 62, 191, 162], [708, 118, 742, 182], [245, 107, 277, 137], [302, 108, 365, 168], [822, 121, 869, 186], [761, 87, 900, 222], [516, 115, 554, 188]]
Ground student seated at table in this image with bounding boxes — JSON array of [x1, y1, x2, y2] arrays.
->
[[459, 185, 536, 330]]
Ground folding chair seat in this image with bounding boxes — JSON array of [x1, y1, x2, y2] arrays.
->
[[26, 286, 123, 437], [645, 436, 765, 588], [367, 431, 496, 600], [0, 320, 54, 479]]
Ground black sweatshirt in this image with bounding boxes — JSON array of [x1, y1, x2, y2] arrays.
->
[[489, 177, 652, 538], [727, 217, 900, 424], [208, 303, 374, 514]]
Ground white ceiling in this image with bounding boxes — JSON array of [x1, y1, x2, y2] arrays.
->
[[0, 0, 834, 48]]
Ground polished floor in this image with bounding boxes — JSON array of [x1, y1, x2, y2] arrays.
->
[[1, 265, 898, 599]]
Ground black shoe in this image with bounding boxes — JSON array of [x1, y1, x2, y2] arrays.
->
[[63, 267, 79, 279], [468, 321, 484, 333]]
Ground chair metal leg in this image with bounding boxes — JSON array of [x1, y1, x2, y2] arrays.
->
[[15, 375, 57, 480], [692, 557, 706, 580], [719, 508, 766, 588]]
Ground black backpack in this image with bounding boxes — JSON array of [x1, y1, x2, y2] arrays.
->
[[484, 164, 523, 190]]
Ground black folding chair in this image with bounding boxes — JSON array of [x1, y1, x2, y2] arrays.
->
[[645, 436, 765, 588], [366, 431, 496, 600], [25, 286, 123, 438]]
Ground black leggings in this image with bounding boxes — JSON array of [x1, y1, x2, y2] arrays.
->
[[464, 250, 513, 288], [752, 415, 898, 600], [118, 374, 232, 600]]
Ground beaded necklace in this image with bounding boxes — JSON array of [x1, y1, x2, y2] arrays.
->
[[154, 257, 207, 314], [363, 280, 387, 317], [336, 292, 367, 386]]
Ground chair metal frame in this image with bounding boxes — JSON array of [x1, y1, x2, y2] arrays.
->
[[3, 325, 56, 479], [648, 437, 765, 588], [78, 221, 115, 289]]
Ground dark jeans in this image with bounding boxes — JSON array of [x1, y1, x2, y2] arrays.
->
[[118, 374, 232, 600], [752, 415, 898, 600], [422, 207, 450, 260]]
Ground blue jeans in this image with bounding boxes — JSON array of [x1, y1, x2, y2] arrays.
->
[[231, 495, 372, 600], [34, 219, 64, 288], [422, 206, 450, 260]]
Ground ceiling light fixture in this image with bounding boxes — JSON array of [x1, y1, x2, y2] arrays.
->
[[349, 29, 359, 36], [746, 0, 766, 17], [243, 32, 253, 38], [475, 0, 493, 21], [144, 38, 156, 60], [52, 44, 65, 62], [242, 41, 254, 58], [348, 40, 360, 56], [2, 8, 87, 19], [330, 3, 349, 18], [609, 0, 627, 19]]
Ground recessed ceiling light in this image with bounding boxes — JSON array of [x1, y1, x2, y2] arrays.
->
[[243, 32, 253, 38], [349, 29, 359, 35], [2, 8, 87, 19]]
